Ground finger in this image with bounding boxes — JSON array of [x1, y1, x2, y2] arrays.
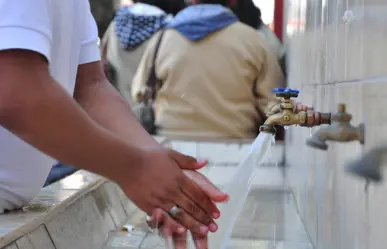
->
[[193, 159, 208, 169], [147, 209, 186, 235], [160, 211, 186, 235], [146, 209, 164, 229], [192, 232, 208, 249], [168, 149, 197, 165], [173, 231, 187, 249], [161, 227, 173, 238], [182, 170, 223, 219], [168, 149, 207, 170], [156, 198, 209, 234], [171, 207, 212, 235], [174, 189, 215, 228], [178, 177, 220, 220], [183, 170, 229, 203]]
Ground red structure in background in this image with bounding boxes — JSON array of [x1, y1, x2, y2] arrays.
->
[[273, 0, 285, 141], [273, 0, 284, 42]]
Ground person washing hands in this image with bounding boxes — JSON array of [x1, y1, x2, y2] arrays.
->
[[0, 0, 225, 237]]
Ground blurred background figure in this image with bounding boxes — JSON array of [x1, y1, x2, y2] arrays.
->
[[101, 0, 187, 105], [90, 0, 121, 37], [233, 0, 285, 74], [132, 0, 285, 139]]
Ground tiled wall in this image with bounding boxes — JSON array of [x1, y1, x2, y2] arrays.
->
[[285, 1, 387, 249]]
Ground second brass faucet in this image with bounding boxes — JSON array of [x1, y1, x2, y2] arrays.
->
[[306, 103, 364, 150], [259, 88, 331, 134]]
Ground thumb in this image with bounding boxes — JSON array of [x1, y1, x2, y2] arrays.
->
[[168, 149, 207, 170], [183, 170, 228, 203]]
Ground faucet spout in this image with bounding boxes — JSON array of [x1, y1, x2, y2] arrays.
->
[[306, 104, 364, 150], [345, 146, 387, 183]]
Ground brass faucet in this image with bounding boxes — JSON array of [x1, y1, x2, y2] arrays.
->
[[259, 88, 331, 135], [266, 99, 314, 116], [345, 146, 387, 183], [306, 103, 364, 150]]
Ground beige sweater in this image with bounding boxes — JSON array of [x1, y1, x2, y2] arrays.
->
[[132, 22, 284, 139]]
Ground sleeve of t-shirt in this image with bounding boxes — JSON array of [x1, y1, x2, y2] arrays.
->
[[78, 3, 101, 65], [0, 0, 52, 62]]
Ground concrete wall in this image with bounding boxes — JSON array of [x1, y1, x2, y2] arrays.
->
[[285, 1, 387, 249], [0, 171, 136, 249]]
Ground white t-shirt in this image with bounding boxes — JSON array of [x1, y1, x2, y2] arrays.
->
[[0, 0, 100, 213]]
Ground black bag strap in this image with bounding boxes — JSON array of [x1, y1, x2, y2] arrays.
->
[[252, 77, 266, 119], [145, 29, 166, 102]]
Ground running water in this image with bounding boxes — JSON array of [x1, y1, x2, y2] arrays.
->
[[208, 133, 275, 248], [161, 133, 275, 249]]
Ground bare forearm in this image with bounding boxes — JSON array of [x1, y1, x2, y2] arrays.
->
[[74, 78, 161, 150], [0, 76, 142, 184]]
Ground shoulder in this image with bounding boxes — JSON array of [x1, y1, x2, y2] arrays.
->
[[228, 23, 269, 43], [0, 0, 53, 62], [257, 26, 285, 59], [102, 22, 115, 42], [0, 0, 52, 29], [227, 22, 273, 53]]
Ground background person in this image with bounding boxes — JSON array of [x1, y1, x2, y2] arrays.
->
[[101, 0, 187, 104], [232, 0, 285, 73], [132, 0, 285, 139]]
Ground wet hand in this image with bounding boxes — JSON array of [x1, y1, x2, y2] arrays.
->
[[146, 168, 229, 248], [147, 209, 208, 249], [120, 148, 223, 235]]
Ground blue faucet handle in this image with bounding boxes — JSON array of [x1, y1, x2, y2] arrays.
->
[[271, 88, 300, 98], [271, 88, 300, 94]]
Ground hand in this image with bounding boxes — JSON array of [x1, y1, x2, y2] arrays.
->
[[146, 162, 229, 249], [120, 148, 222, 235], [147, 208, 208, 249]]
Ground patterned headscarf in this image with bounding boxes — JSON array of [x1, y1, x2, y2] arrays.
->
[[114, 5, 169, 50]]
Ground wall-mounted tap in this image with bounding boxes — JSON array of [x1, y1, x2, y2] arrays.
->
[[306, 103, 364, 150], [259, 88, 331, 135], [345, 145, 387, 183], [266, 100, 314, 117]]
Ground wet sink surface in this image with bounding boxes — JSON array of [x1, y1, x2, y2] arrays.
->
[[231, 188, 285, 241]]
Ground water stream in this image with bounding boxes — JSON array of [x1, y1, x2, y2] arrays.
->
[[157, 133, 275, 249], [207, 133, 274, 248]]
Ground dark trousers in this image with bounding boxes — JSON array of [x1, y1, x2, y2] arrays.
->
[[43, 163, 78, 187]]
